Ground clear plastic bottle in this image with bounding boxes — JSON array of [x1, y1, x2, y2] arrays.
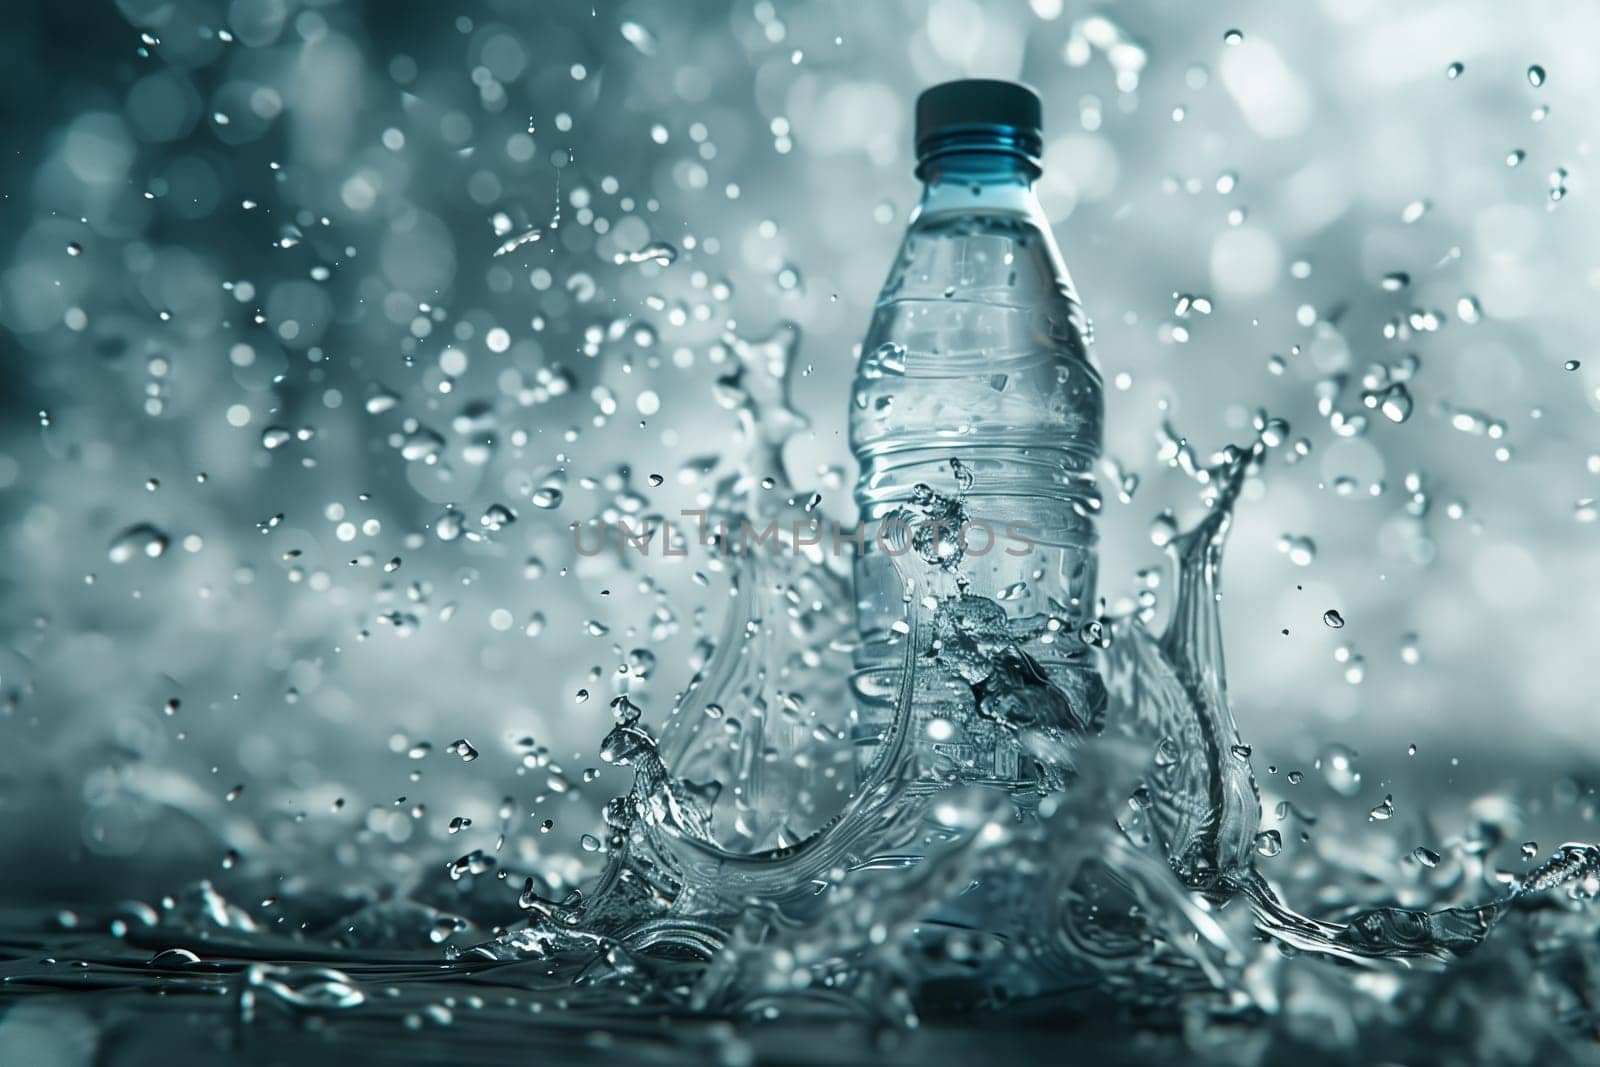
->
[[849, 80, 1104, 798]]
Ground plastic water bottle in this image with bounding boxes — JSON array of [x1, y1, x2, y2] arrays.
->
[[849, 79, 1105, 798]]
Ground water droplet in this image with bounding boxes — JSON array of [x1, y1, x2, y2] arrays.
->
[[1369, 794, 1395, 821], [1223, 28, 1244, 45], [260, 426, 292, 449], [864, 341, 908, 378], [480, 503, 517, 531], [1254, 830, 1283, 857], [1549, 167, 1569, 203], [1321, 744, 1361, 796], [1527, 64, 1546, 87], [435, 507, 465, 541], [1277, 534, 1316, 567], [1379, 383, 1413, 423], [1505, 148, 1525, 167], [1380, 271, 1410, 291], [1323, 609, 1345, 629], [1149, 511, 1178, 547], [1413, 846, 1442, 868], [1446, 61, 1463, 79], [66, 241, 82, 256], [494, 227, 545, 257], [108, 523, 170, 563], [532, 488, 563, 510], [614, 241, 678, 267], [449, 739, 479, 763], [619, 20, 657, 55], [448, 816, 472, 834], [1401, 199, 1431, 224], [400, 428, 444, 463]]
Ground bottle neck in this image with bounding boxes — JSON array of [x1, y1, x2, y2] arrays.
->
[[913, 149, 1044, 219]]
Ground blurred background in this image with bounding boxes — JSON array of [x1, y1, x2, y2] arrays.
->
[[2, 0, 1598, 911]]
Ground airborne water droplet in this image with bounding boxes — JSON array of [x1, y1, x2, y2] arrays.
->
[[1401, 199, 1431, 224], [1549, 168, 1569, 203], [449, 739, 480, 763], [400, 428, 444, 463], [1369, 794, 1395, 821], [1148, 511, 1178, 547], [1278, 534, 1316, 566], [1322, 744, 1362, 796], [613, 241, 678, 268], [1223, 28, 1243, 45], [1379, 383, 1413, 423], [480, 503, 517, 531], [435, 507, 465, 541], [1413, 846, 1442, 868], [108, 523, 170, 563], [1446, 61, 1463, 79], [1323, 609, 1345, 629], [1527, 64, 1546, 87], [619, 19, 657, 55]]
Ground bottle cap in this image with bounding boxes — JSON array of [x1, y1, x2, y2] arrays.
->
[[914, 79, 1043, 165]]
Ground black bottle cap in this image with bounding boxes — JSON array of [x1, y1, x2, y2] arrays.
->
[[914, 79, 1043, 164]]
